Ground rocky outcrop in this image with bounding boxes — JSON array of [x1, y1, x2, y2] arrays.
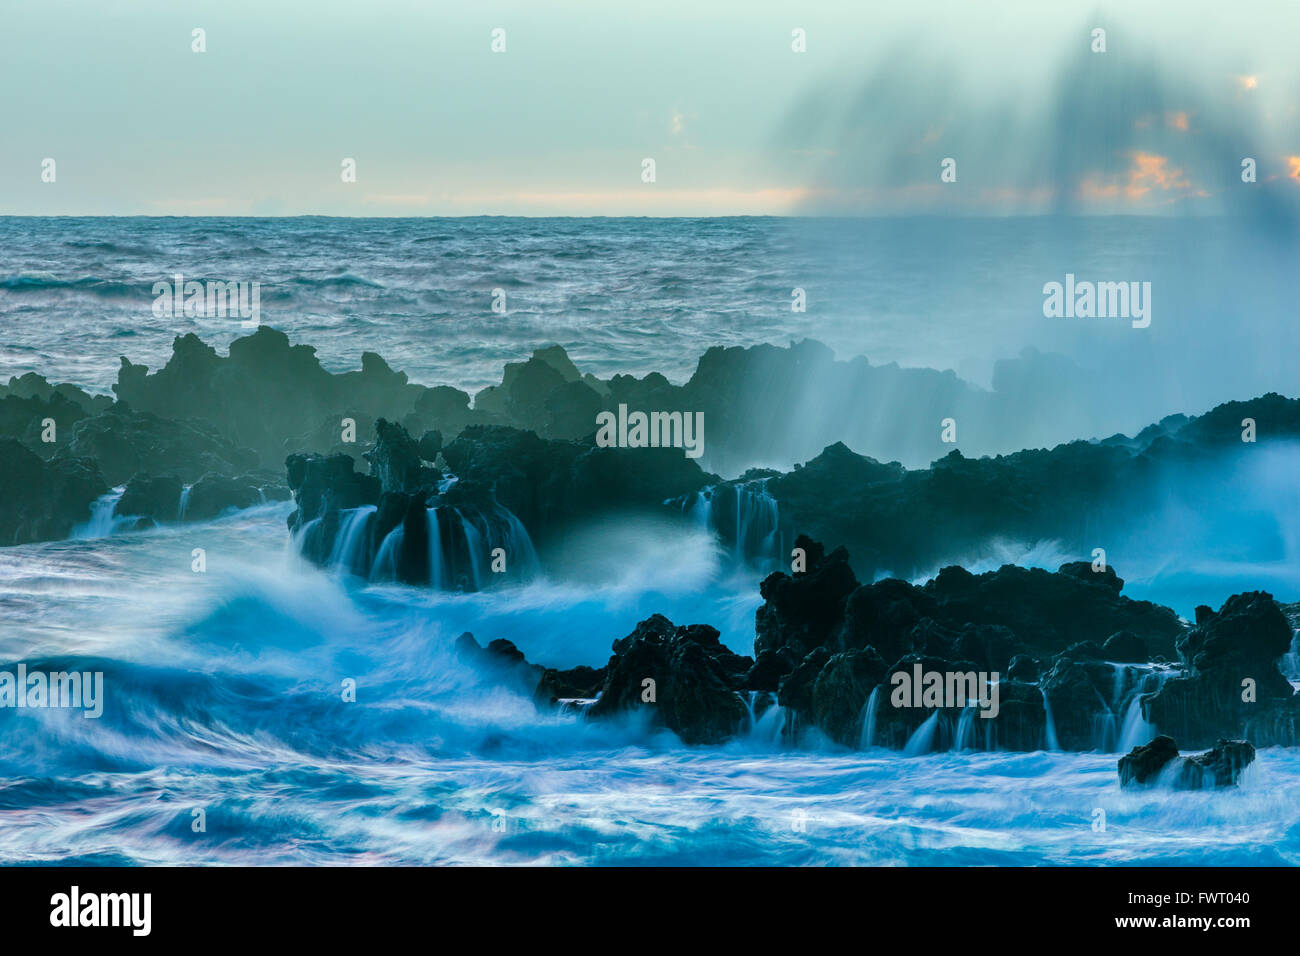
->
[[285, 453, 382, 532], [755, 541, 1181, 669], [365, 418, 426, 494], [116, 473, 183, 522], [180, 473, 285, 521], [1144, 592, 1298, 749], [454, 633, 545, 700], [586, 615, 751, 745], [449, 534, 1299, 753], [739, 537, 1300, 751], [285, 424, 547, 591], [440, 424, 710, 541], [754, 536, 858, 659], [0, 392, 92, 456], [113, 328, 433, 467], [57, 403, 258, 485], [0, 439, 107, 545], [1118, 736, 1255, 789], [12, 325, 1300, 572]]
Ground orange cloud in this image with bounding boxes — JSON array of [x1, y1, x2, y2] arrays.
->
[[1077, 152, 1196, 205], [1125, 151, 1191, 198], [1166, 111, 1190, 131], [1288, 157, 1300, 181]]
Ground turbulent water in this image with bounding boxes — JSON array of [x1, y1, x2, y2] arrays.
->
[[2, 216, 1298, 865], [2, 506, 1298, 865]]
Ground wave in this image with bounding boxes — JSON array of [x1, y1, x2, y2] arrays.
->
[[289, 272, 386, 290], [0, 273, 143, 298]]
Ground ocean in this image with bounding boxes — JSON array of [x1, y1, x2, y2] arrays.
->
[[1, 216, 1297, 865]]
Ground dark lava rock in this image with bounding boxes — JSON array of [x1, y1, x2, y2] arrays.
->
[[440, 425, 709, 541], [809, 647, 888, 747], [744, 648, 799, 693], [1040, 656, 1115, 751], [1184, 739, 1257, 788], [113, 327, 430, 468], [922, 562, 1183, 659], [417, 429, 443, 462], [182, 473, 268, 522], [58, 403, 258, 486], [1007, 654, 1041, 682], [0, 439, 107, 545], [1118, 735, 1255, 789], [1118, 734, 1180, 785], [1145, 591, 1298, 749], [365, 418, 424, 494], [285, 452, 381, 531], [1059, 640, 1106, 661], [0, 391, 91, 455], [454, 632, 543, 698], [754, 535, 858, 659], [1102, 630, 1149, 663], [116, 472, 183, 522], [533, 664, 606, 707], [776, 646, 832, 718], [587, 614, 749, 745]]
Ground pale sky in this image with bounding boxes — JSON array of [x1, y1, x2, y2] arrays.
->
[[1, 0, 1296, 216]]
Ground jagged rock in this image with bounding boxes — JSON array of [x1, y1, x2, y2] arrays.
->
[[954, 624, 1021, 673], [116, 473, 183, 521], [1119, 735, 1255, 789], [744, 648, 798, 693], [1103, 630, 1149, 663], [1145, 592, 1297, 749], [1059, 640, 1106, 661], [1184, 739, 1257, 788], [1041, 656, 1114, 751], [56, 403, 258, 486], [871, 654, 981, 751], [0, 440, 107, 545], [754, 536, 858, 659], [988, 680, 1051, 751], [114, 328, 429, 468], [454, 633, 543, 698], [0, 372, 112, 416], [588, 614, 749, 745], [776, 647, 832, 717], [0, 392, 90, 457], [837, 577, 939, 662], [1118, 733, 1180, 785], [285, 452, 381, 536], [533, 664, 606, 707], [809, 647, 888, 746], [365, 418, 424, 494], [1007, 654, 1041, 682], [440, 424, 709, 542], [182, 473, 269, 522], [923, 563, 1182, 659], [1058, 561, 1123, 593], [417, 430, 443, 462]]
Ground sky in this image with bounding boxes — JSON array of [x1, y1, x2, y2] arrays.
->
[[1, 0, 1297, 216]]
